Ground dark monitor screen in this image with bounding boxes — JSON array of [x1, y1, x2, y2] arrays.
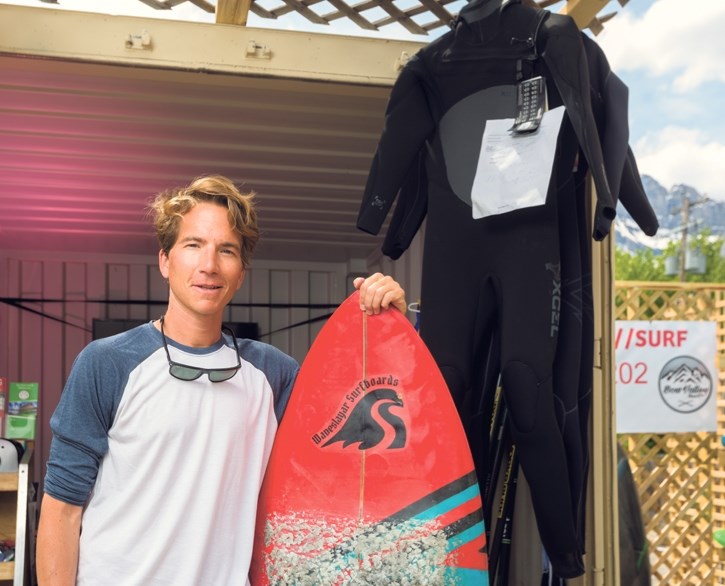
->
[[92, 319, 147, 340], [92, 319, 259, 341]]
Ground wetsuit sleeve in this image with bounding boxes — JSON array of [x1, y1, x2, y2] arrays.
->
[[540, 14, 616, 240], [606, 74, 659, 236], [601, 71, 629, 198], [381, 150, 429, 259], [44, 342, 124, 506], [580, 34, 628, 200], [619, 146, 659, 236], [581, 34, 659, 237], [357, 60, 435, 236]]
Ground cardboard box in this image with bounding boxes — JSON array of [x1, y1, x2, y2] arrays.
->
[[6, 382, 38, 440]]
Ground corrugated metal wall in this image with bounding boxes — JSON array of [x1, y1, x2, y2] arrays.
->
[[0, 253, 346, 484], [0, 239, 425, 489]]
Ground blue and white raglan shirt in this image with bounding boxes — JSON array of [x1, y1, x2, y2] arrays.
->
[[44, 322, 299, 586]]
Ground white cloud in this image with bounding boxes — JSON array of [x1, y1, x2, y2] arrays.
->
[[597, 1, 725, 201], [634, 126, 725, 201], [5, 0, 438, 39], [598, 0, 725, 91], [3, 0, 215, 21]]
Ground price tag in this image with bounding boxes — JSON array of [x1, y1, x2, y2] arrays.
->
[[511, 76, 546, 134]]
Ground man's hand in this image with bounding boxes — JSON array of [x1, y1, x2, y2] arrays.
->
[[353, 273, 407, 315]]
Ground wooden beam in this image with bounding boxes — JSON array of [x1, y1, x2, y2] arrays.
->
[[560, 0, 609, 31], [185, 0, 215, 12], [216, 0, 252, 25]]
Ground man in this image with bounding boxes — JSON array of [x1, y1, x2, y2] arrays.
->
[[36, 175, 406, 585]]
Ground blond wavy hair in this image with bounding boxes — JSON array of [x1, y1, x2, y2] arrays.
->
[[150, 175, 259, 268]]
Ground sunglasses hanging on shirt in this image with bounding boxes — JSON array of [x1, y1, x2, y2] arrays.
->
[[160, 316, 242, 382]]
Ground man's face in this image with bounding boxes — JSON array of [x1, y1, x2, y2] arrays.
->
[[159, 202, 245, 322]]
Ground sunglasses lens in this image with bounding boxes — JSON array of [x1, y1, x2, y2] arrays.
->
[[169, 365, 204, 381], [209, 368, 238, 383]]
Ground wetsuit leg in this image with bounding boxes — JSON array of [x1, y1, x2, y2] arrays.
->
[[574, 169, 595, 549], [420, 270, 501, 485], [494, 204, 583, 579], [459, 278, 502, 532], [552, 147, 588, 556]]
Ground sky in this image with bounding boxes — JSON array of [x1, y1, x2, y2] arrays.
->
[[4, 0, 725, 201]]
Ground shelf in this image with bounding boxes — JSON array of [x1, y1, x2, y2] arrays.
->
[[0, 561, 14, 580], [0, 475, 18, 493], [0, 446, 34, 585]]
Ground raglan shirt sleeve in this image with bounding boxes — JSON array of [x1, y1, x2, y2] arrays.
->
[[271, 352, 299, 422], [357, 58, 436, 236], [238, 340, 300, 422], [44, 342, 123, 506]]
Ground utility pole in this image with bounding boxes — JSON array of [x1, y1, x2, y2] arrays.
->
[[678, 196, 691, 282], [673, 194, 709, 281]]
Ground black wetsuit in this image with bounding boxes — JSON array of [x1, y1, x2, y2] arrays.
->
[[356, 0, 658, 578]]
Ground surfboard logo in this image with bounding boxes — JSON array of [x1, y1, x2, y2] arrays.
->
[[319, 388, 407, 450]]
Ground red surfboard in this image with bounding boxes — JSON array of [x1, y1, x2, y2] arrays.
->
[[250, 292, 488, 585]]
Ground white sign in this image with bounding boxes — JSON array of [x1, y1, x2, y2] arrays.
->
[[470, 106, 566, 219], [615, 320, 717, 433]]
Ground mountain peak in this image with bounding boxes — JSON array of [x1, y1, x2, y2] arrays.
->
[[616, 176, 725, 254]]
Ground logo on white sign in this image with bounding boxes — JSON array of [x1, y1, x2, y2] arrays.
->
[[657, 356, 712, 414]]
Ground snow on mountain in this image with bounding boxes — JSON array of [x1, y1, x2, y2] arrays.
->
[[614, 175, 725, 253], [662, 364, 707, 386]]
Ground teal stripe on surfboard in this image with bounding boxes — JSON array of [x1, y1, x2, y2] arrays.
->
[[409, 484, 486, 551], [410, 484, 481, 522], [382, 470, 480, 522], [380, 472, 486, 552], [447, 519, 485, 552]]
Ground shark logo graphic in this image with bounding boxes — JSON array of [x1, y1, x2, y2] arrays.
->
[[322, 388, 406, 450]]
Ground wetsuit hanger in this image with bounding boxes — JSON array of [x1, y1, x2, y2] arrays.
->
[[460, 0, 514, 24]]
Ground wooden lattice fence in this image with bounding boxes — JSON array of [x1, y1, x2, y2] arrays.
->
[[615, 282, 725, 586]]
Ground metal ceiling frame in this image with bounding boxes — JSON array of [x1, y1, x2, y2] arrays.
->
[[0, 0, 625, 262]]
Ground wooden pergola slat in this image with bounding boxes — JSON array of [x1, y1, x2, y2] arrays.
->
[[320, 0, 380, 31], [216, 0, 253, 24], [102, 0, 618, 37]]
